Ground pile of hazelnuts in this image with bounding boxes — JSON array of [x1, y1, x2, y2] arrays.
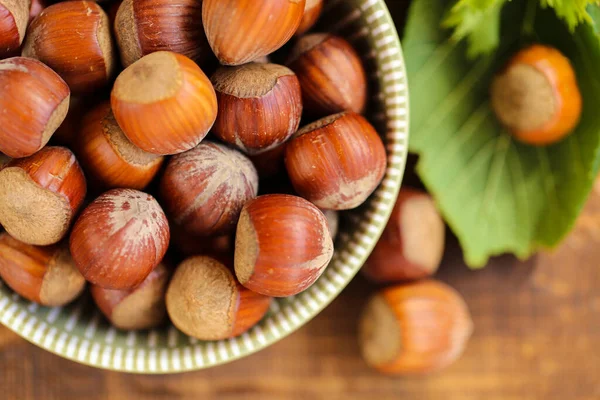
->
[[0, 0, 387, 340]]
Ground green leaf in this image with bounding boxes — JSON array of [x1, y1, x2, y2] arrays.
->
[[403, 0, 600, 267], [587, 2, 600, 34], [444, 0, 599, 57], [540, 0, 599, 30], [443, 0, 509, 58]]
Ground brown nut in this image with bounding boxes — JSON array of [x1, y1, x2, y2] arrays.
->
[[0, 233, 85, 306], [111, 51, 218, 155], [363, 188, 445, 283], [115, 0, 209, 67], [287, 34, 367, 117], [296, 0, 322, 36], [491, 44, 582, 146], [159, 141, 258, 237], [359, 280, 473, 375], [91, 262, 170, 330], [202, 0, 305, 66], [22, 1, 116, 94], [29, 0, 44, 22], [211, 63, 302, 155], [234, 194, 334, 297], [69, 188, 170, 290], [285, 112, 387, 210], [0, 57, 70, 158], [0, 146, 86, 246], [166, 256, 272, 340], [77, 101, 164, 191], [0, 0, 30, 58]]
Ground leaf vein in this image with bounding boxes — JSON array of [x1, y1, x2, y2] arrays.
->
[[413, 56, 493, 146]]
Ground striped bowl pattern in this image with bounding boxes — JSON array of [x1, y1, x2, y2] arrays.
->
[[0, 0, 408, 373]]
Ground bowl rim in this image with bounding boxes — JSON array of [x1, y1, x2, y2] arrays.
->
[[0, 0, 409, 373]]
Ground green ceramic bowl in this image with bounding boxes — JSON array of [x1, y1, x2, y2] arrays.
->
[[0, 0, 408, 373]]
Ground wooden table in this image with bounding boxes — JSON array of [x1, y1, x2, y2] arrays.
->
[[3, 181, 600, 400]]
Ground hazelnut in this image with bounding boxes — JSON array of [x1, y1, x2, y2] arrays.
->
[[235, 194, 334, 297], [287, 34, 367, 116], [363, 188, 445, 283], [29, 0, 45, 22], [159, 141, 258, 237], [296, 0, 322, 36], [285, 112, 387, 210], [211, 63, 303, 155], [0, 0, 30, 58], [22, 1, 116, 94], [0, 57, 70, 158], [166, 256, 272, 340], [69, 188, 170, 290], [491, 44, 582, 145], [111, 51, 218, 155], [115, 0, 209, 67], [0, 146, 86, 246], [0, 233, 85, 307], [77, 101, 164, 191], [202, 0, 306, 66], [359, 280, 473, 375], [91, 262, 170, 330]]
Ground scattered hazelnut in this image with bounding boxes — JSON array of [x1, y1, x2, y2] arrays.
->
[[211, 63, 303, 155], [0, 0, 30, 58], [159, 141, 258, 236], [359, 280, 473, 375], [202, 0, 306, 66], [115, 0, 209, 67], [235, 194, 334, 297], [0, 57, 70, 158], [0, 146, 86, 246], [22, 1, 116, 94], [111, 51, 218, 155], [285, 112, 387, 210], [491, 44, 582, 146], [363, 188, 445, 283], [69, 188, 170, 290], [296, 0, 322, 36], [287, 34, 367, 116], [0, 233, 86, 306], [77, 101, 164, 191], [166, 256, 272, 340], [91, 262, 170, 330]]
